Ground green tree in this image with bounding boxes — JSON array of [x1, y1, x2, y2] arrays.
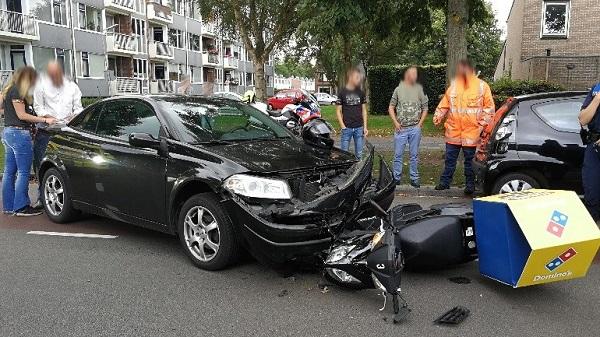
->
[[197, 0, 308, 100], [274, 56, 315, 78]]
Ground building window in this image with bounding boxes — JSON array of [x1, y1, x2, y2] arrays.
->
[[78, 3, 102, 32], [133, 59, 148, 79], [189, 34, 200, 51], [172, 0, 184, 15], [10, 45, 26, 70], [246, 72, 254, 86], [169, 29, 184, 48], [81, 52, 90, 77], [31, 0, 67, 25], [541, 1, 570, 38]]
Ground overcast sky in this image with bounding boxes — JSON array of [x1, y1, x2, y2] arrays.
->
[[489, 0, 513, 37]]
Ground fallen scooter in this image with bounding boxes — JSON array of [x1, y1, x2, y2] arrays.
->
[[323, 198, 477, 322]]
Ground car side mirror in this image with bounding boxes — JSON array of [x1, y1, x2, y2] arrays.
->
[[129, 133, 160, 149]]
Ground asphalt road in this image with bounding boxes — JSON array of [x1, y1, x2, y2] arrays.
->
[[1, 188, 598, 337]]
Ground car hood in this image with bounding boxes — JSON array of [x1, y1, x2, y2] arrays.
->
[[198, 137, 357, 173]]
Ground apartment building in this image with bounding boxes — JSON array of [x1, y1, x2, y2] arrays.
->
[[495, 0, 600, 90], [0, 0, 274, 97]]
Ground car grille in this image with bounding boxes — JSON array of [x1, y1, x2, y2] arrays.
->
[[286, 167, 350, 202]]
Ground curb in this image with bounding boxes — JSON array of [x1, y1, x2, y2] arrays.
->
[[394, 185, 473, 199]]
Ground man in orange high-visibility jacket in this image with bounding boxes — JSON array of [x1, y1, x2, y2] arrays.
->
[[433, 59, 495, 195]]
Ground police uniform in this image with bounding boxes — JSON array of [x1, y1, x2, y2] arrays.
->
[[580, 85, 600, 220]]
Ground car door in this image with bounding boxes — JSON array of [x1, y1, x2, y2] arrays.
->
[[91, 99, 168, 227], [272, 91, 287, 109], [58, 103, 105, 206], [525, 97, 586, 191]]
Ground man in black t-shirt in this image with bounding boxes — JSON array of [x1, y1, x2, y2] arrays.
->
[[336, 68, 368, 158]]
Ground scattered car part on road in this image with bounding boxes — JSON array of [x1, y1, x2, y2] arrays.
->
[[435, 306, 470, 325]]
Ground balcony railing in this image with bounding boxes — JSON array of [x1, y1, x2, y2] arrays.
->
[[150, 79, 174, 94], [104, 0, 135, 12], [147, 1, 173, 24], [106, 33, 138, 54], [223, 56, 238, 68], [202, 22, 218, 36], [0, 10, 39, 40], [149, 41, 174, 59], [109, 78, 141, 95], [202, 52, 220, 65]]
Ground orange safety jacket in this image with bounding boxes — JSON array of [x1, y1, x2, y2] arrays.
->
[[434, 75, 495, 147]]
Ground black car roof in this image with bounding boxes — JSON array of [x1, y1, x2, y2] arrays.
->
[[100, 94, 230, 104], [513, 91, 588, 102]]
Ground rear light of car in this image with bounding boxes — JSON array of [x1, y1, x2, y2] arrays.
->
[[476, 97, 516, 162]]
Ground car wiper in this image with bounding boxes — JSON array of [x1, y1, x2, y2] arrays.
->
[[194, 140, 234, 145]]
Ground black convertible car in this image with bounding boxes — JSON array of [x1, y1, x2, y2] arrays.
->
[[39, 96, 395, 270]]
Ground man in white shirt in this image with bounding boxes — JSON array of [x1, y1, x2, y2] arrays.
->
[[32, 61, 83, 208]]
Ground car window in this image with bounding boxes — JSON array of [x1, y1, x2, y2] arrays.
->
[[69, 103, 102, 133], [532, 99, 583, 133], [96, 100, 161, 141], [275, 92, 286, 98], [156, 98, 291, 143]]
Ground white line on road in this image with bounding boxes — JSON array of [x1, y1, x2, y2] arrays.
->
[[26, 231, 118, 239]]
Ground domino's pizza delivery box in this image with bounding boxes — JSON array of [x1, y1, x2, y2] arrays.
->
[[473, 189, 600, 287]]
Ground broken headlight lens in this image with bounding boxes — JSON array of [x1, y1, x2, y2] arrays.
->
[[224, 174, 292, 200], [325, 245, 356, 264]]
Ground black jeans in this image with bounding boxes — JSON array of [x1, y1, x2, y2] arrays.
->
[[439, 143, 475, 188], [582, 143, 600, 220]]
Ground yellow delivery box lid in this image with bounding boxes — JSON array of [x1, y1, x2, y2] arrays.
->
[[474, 189, 600, 287]]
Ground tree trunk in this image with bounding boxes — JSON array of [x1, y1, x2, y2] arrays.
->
[[338, 35, 353, 88], [446, 0, 469, 86], [254, 58, 267, 101]]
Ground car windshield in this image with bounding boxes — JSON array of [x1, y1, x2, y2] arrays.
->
[[157, 98, 291, 144]]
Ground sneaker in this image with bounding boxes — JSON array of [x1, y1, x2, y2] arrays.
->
[[2, 210, 14, 215], [32, 200, 44, 211], [410, 180, 421, 189], [435, 184, 449, 191], [395, 180, 402, 186], [464, 186, 475, 196], [14, 206, 43, 217]]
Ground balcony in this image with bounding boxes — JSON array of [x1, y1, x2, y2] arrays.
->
[[0, 10, 39, 42], [109, 77, 142, 95], [223, 56, 238, 69], [106, 34, 138, 55], [104, 0, 136, 14], [147, 1, 173, 25], [202, 52, 220, 66], [150, 79, 174, 94], [149, 41, 174, 60], [202, 22, 218, 36]]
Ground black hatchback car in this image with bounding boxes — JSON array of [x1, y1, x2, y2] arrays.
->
[[39, 96, 395, 270], [474, 91, 587, 195]]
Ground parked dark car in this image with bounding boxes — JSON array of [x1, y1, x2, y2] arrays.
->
[[38, 96, 395, 270], [474, 91, 587, 195]]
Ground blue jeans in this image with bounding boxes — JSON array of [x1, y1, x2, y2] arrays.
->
[[393, 126, 421, 182], [2, 127, 34, 212], [340, 127, 364, 158], [582, 144, 600, 220], [439, 143, 475, 188], [33, 130, 50, 202]]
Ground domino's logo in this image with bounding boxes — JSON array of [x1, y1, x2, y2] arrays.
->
[[545, 248, 577, 272], [546, 210, 568, 237]]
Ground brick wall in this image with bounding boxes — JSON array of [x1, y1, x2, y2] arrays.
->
[[496, 0, 600, 89]]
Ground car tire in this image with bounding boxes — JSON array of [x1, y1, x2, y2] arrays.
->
[[492, 172, 541, 195], [177, 193, 240, 270], [42, 167, 79, 223]]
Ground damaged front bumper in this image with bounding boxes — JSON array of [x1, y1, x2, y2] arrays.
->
[[224, 144, 396, 264]]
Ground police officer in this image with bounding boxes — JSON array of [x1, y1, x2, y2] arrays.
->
[[579, 83, 600, 221]]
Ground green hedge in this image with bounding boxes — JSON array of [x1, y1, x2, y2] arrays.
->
[[368, 65, 446, 115], [82, 97, 102, 108], [368, 66, 566, 114], [490, 77, 565, 108]]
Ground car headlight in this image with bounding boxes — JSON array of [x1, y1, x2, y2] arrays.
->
[[224, 174, 292, 200]]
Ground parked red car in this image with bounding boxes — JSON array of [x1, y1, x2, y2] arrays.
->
[[267, 89, 306, 111]]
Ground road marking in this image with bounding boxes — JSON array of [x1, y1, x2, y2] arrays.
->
[[26, 231, 118, 239]]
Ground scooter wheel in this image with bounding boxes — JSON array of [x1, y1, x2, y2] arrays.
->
[[323, 268, 368, 290]]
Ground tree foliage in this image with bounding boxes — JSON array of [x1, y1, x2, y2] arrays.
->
[[274, 56, 315, 78], [197, 0, 308, 100]]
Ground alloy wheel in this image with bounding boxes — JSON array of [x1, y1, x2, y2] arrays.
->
[[499, 180, 532, 194], [44, 175, 64, 216], [183, 206, 221, 262]]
